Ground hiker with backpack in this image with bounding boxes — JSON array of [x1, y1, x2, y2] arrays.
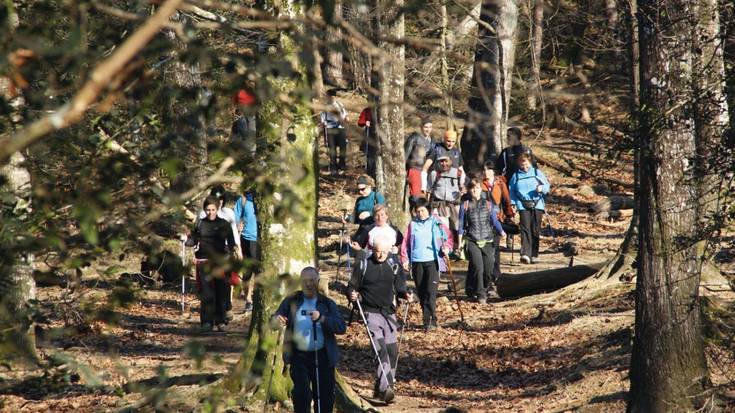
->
[[272, 267, 346, 413], [421, 130, 465, 189], [234, 189, 258, 313], [458, 179, 507, 303], [400, 197, 453, 331], [509, 153, 550, 264], [425, 154, 466, 245], [343, 175, 385, 229], [349, 204, 403, 254], [481, 159, 516, 281], [404, 116, 434, 197], [347, 238, 413, 403], [497, 127, 536, 181], [319, 89, 349, 175], [183, 196, 239, 333]]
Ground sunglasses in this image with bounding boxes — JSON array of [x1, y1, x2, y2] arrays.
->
[[357, 186, 367, 191]]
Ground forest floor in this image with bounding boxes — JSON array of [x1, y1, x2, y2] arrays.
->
[[2, 103, 735, 412]]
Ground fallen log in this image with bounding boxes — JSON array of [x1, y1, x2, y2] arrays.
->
[[497, 262, 606, 298]]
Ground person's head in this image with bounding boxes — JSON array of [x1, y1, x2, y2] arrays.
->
[[210, 185, 226, 208], [507, 127, 522, 146], [373, 204, 389, 226], [518, 152, 532, 172], [420, 116, 433, 137], [437, 155, 452, 172], [444, 130, 458, 149], [203, 196, 220, 221], [412, 197, 431, 220], [372, 237, 392, 263], [326, 88, 337, 103], [482, 159, 496, 180], [357, 175, 373, 196], [300, 267, 319, 298], [467, 178, 484, 200]]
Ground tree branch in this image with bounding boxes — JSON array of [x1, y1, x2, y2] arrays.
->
[[0, 0, 184, 164]]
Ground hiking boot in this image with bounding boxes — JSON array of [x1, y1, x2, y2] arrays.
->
[[520, 255, 531, 264], [216, 323, 226, 332], [531, 256, 539, 264], [383, 387, 395, 403], [225, 310, 233, 322], [242, 302, 253, 313], [424, 324, 437, 332], [200, 323, 213, 333], [487, 287, 500, 299], [478, 297, 487, 305]]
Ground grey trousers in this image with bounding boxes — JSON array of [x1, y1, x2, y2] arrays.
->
[[366, 312, 399, 392]]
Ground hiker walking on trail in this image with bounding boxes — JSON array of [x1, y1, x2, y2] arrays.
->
[[497, 127, 536, 181], [358, 107, 378, 180], [509, 153, 550, 264], [272, 267, 346, 413], [458, 179, 506, 303], [481, 159, 515, 281], [234, 189, 258, 313], [422, 130, 464, 181], [320, 89, 349, 175], [343, 175, 385, 228], [349, 204, 403, 254], [183, 196, 239, 333], [196, 186, 242, 320], [404, 116, 434, 197], [425, 154, 466, 242], [400, 197, 453, 331], [347, 239, 413, 403]]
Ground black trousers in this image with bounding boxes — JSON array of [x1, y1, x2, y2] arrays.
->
[[197, 264, 229, 325], [362, 127, 378, 180], [240, 238, 259, 280], [412, 261, 440, 327], [519, 209, 544, 258], [326, 128, 347, 172], [465, 239, 495, 299], [291, 349, 335, 413]]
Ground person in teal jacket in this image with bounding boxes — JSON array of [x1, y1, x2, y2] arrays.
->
[[509, 152, 550, 264], [234, 190, 258, 312]]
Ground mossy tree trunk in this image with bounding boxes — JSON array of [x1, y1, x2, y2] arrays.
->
[[627, 1, 716, 410]]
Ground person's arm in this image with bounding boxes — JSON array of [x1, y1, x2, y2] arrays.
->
[[489, 206, 505, 235], [224, 220, 237, 251], [393, 225, 404, 247], [400, 223, 412, 268], [509, 174, 520, 207], [498, 177, 515, 218], [497, 149, 507, 175], [437, 219, 453, 252], [271, 297, 291, 329], [394, 266, 409, 300], [346, 249, 367, 299], [376, 192, 385, 206], [184, 223, 199, 247], [536, 169, 551, 194], [404, 135, 415, 165], [457, 202, 466, 238], [320, 299, 347, 335]]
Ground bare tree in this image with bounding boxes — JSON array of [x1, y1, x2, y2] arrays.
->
[[627, 0, 726, 410], [460, 0, 519, 172], [325, 0, 345, 86], [375, 0, 407, 228], [527, 0, 544, 112]]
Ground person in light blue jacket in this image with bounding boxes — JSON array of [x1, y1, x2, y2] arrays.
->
[[509, 152, 550, 264], [234, 190, 258, 312]]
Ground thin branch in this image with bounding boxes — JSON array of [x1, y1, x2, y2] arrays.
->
[[0, 0, 185, 164]]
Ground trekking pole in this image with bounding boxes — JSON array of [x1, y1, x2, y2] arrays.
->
[[180, 240, 186, 314], [323, 124, 328, 148], [364, 126, 369, 174], [443, 256, 466, 325], [313, 321, 322, 413], [354, 299, 391, 385], [394, 298, 411, 377], [263, 328, 282, 413], [510, 235, 515, 263]]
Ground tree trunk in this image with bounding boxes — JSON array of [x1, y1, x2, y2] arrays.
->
[[0, 2, 37, 365], [344, 3, 373, 93], [605, 0, 619, 30], [460, 0, 519, 172], [496, 262, 605, 298], [375, 0, 407, 229], [527, 0, 544, 112], [721, 0, 735, 131], [440, 1, 455, 130], [625, 0, 640, 108], [164, 11, 208, 193], [325, 0, 344, 87], [628, 1, 712, 410]]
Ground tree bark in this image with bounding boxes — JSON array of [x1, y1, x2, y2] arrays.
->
[[344, 3, 373, 93], [325, 0, 344, 86], [460, 0, 519, 172], [375, 0, 407, 229], [720, 1, 735, 132], [527, 0, 544, 112], [625, 0, 640, 109], [440, 1, 455, 130], [0, 2, 38, 365], [627, 1, 712, 410]]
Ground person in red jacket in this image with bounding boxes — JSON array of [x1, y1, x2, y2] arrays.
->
[[358, 107, 377, 179]]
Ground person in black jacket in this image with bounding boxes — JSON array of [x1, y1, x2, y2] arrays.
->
[[347, 239, 413, 403], [183, 196, 238, 333], [497, 127, 536, 181], [272, 267, 346, 413]]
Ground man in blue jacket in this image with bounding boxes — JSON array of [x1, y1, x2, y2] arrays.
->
[[273, 267, 347, 413]]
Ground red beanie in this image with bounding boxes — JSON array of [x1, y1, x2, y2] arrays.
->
[[233, 89, 256, 106]]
